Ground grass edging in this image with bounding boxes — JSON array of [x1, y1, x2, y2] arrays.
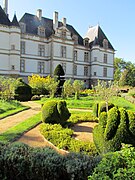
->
[[0, 112, 41, 143], [0, 106, 30, 120]]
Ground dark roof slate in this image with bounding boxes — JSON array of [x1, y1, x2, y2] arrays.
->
[[19, 13, 84, 45], [11, 14, 20, 27], [0, 5, 10, 26], [85, 25, 114, 50]]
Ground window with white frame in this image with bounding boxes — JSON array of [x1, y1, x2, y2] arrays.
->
[[84, 39, 89, 47], [38, 62, 45, 74], [61, 62, 66, 73], [11, 65, 15, 70], [11, 44, 15, 50], [103, 39, 108, 49], [104, 54, 107, 63], [103, 67, 107, 77], [94, 57, 97, 61], [38, 26, 45, 37], [84, 66, 88, 76], [94, 72, 97, 76], [61, 46, 66, 58], [84, 52, 89, 62], [19, 22, 26, 33], [61, 31, 66, 39], [74, 50, 77, 61], [38, 44, 45, 56], [73, 64, 77, 75], [20, 59, 25, 72], [21, 41, 25, 54]]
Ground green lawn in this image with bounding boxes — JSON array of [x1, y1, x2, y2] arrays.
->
[[0, 112, 41, 143], [0, 100, 29, 119]]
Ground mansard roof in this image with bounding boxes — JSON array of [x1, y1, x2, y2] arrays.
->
[[0, 5, 10, 26], [19, 13, 83, 45], [11, 14, 20, 27], [85, 25, 114, 50]]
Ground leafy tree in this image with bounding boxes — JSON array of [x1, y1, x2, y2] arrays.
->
[[95, 80, 118, 112], [73, 80, 84, 100], [28, 74, 48, 95], [45, 76, 59, 98], [0, 76, 17, 101], [63, 79, 74, 98], [53, 64, 65, 95], [114, 58, 126, 82]]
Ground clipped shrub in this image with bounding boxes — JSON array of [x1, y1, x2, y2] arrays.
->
[[42, 100, 71, 124], [14, 78, 32, 101], [88, 146, 135, 180], [40, 123, 98, 156], [104, 107, 120, 140], [93, 107, 135, 154]]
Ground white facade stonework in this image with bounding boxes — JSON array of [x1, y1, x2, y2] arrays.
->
[[0, 2, 115, 87]]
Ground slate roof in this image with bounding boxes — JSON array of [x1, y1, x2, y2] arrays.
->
[[11, 14, 20, 27], [84, 25, 114, 50], [0, 5, 10, 26], [19, 13, 84, 45]]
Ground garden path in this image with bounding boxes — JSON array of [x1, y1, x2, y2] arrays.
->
[[0, 101, 41, 134]]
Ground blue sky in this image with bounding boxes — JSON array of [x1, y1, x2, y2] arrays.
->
[[0, 0, 135, 63]]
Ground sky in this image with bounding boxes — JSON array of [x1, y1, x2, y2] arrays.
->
[[0, 0, 135, 63]]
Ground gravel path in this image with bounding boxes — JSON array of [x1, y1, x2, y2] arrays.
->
[[0, 101, 41, 134]]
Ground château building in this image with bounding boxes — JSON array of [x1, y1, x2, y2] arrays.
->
[[0, 0, 115, 87]]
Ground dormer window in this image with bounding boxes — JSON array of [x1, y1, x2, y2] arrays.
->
[[103, 39, 108, 49], [19, 22, 26, 33], [38, 26, 45, 37], [72, 35, 78, 45], [61, 31, 66, 39], [84, 38, 89, 47]]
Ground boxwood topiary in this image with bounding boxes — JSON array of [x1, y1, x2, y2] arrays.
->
[[93, 107, 135, 154], [14, 78, 32, 101], [42, 100, 71, 124]]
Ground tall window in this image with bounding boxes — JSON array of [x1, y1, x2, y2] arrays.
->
[[11, 44, 15, 50], [103, 67, 107, 77], [38, 26, 45, 37], [104, 54, 107, 63], [61, 46, 66, 58], [73, 64, 77, 75], [38, 44, 45, 56], [20, 59, 25, 72], [84, 52, 89, 62], [94, 72, 97, 76], [38, 62, 45, 74], [61, 62, 66, 73], [74, 50, 77, 61], [21, 41, 25, 54], [84, 39, 89, 47], [94, 57, 97, 61], [103, 39, 108, 49], [84, 66, 88, 76], [61, 31, 66, 39]]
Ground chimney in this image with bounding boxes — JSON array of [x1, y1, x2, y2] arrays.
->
[[53, 11, 58, 30], [37, 9, 42, 20], [62, 17, 66, 27], [3, 0, 8, 15]]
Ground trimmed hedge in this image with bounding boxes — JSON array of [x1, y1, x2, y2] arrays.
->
[[40, 123, 98, 156], [93, 107, 135, 154], [0, 142, 100, 180], [42, 100, 71, 125]]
